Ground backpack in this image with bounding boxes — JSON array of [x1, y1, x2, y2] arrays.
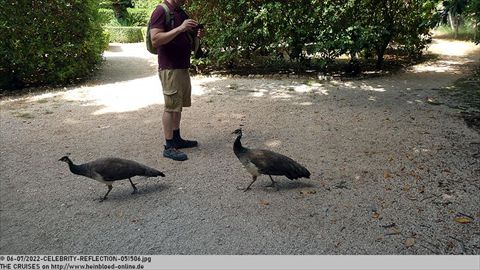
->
[[146, 4, 202, 57], [146, 3, 173, 55]]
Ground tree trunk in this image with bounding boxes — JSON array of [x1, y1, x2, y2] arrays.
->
[[375, 45, 386, 70], [448, 11, 455, 30], [454, 16, 459, 39], [448, 11, 460, 39], [375, 38, 390, 70], [475, 19, 478, 41], [111, 3, 126, 20]]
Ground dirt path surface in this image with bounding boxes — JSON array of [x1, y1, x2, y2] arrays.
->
[[1, 39, 479, 255]]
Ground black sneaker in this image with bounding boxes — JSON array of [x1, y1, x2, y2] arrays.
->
[[163, 147, 188, 161], [175, 139, 198, 149]]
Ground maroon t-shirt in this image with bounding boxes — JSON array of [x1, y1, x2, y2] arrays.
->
[[150, 1, 191, 69]]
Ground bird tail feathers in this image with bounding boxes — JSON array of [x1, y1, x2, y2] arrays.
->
[[286, 164, 310, 180]]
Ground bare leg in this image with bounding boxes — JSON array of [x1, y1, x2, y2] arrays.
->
[[244, 176, 257, 192], [265, 175, 276, 187], [162, 111, 175, 140], [101, 185, 113, 202], [129, 178, 138, 194], [173, 112, 181, 131], [163, 111, 182, 141]]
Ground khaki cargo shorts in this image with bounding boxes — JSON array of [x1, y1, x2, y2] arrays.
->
[[158, 69, 192, 112]]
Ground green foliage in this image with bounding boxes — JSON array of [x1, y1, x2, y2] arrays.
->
[[104, 26, 144, 43], [126, 8, 149, 26], [0, 0, 108, 90], [465, 0, 480, 43], [99, 1, 151, 42], [100, 0, 134, 21], [437, 0, 480, 43], [99, 0, 153, 42], [187, 0, 441, 71], [132, 0, 159, 10], [98, 8, 116, 25], [434, 20, 478, 40], [443, 0, 468, 15], [99, 6, 149, 42], [100, 7, 149, 26]]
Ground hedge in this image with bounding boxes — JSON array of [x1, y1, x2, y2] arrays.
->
[[0, 0, 108, 90], [187, 0, 440, 70], [98, 8, 116, 25], [132, 0, 159, 10], [100, 6, 151, 43], [104, 26, 145, 43], [126, 8, 150, 26]]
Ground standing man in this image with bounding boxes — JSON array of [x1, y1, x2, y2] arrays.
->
[[149, 0, 204, 161]]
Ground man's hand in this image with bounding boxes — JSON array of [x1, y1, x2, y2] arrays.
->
[[179, 19, 198, 32]]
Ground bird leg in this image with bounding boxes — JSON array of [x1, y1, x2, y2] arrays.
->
[[100, 185, 113, 202], [265, 175, 276, 187], [129, 178, 138, 194], [244, 176, 257, 192]]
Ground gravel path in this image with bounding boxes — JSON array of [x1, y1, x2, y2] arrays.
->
[[0, 39, 479, 255]]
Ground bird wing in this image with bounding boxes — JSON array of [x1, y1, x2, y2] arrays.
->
[[248, 149, 310, 179], [247, 149, 292, 174], [87, 158, 145, 181]]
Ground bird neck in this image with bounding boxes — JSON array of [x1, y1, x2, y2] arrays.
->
[[233, 134, 247, 155], [66, 159, 85, 176]]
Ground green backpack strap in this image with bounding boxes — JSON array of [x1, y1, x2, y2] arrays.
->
[[146, 3, 174, 54], [159, 3, 174, 30]]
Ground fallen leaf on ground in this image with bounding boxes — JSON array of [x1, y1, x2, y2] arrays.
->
[[384, 172, 392, 179], [405, 238, 415, 247], [372, 212, 381, 219], [385, 227, 401, 236], [454, 216, 473, 224], [300, 189, 316, 195], [454, 212, 474, 224], [426, 97, 442, 105], [259, 200, 270, 206]]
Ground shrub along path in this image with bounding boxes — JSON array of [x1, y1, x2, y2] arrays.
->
[[0, 39, 479, 255]]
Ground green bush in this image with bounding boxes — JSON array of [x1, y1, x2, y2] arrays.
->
[[126, 8, 150, 26], [434, 20, 478, 41], [187, 0, 441, 70], [140, 26, 148, 40], [132, 0, 158, 10], [0, 0, 108, 90], [105, 26, 144, 43], [98, 8, 116, 25], [100, 5, 149, 42], [99, 7, 149, 26]]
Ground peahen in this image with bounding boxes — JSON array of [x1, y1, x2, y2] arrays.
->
[[59, 155, 165, 201], [232, 128, 310, 191]]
